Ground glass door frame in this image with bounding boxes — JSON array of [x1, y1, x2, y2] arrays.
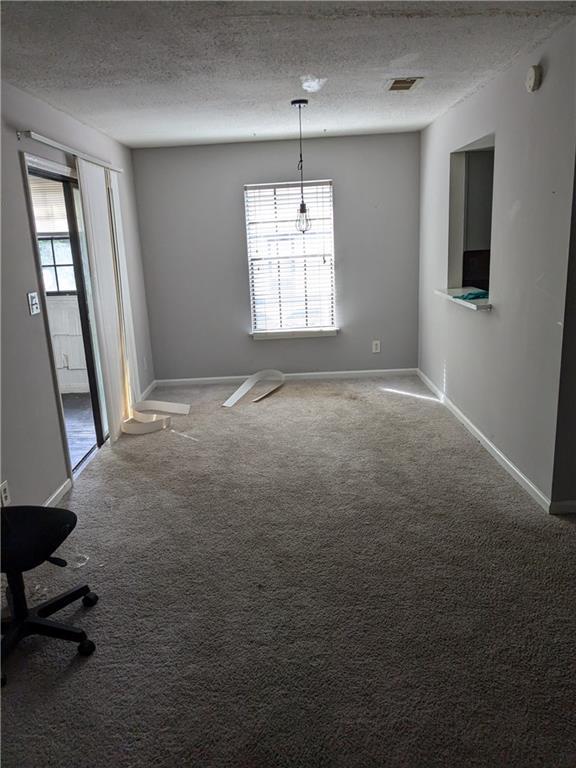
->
[[23, 156, 107, 474]]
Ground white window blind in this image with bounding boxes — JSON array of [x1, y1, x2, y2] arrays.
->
[[29, 176, 69, 233], [244, 180, 335, 333]]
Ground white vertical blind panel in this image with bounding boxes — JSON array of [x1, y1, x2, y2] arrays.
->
[[108, 172, 141, 401], [244, 181, 336, 332], [76, 159, 126, 441], [73, 185, 109, 435]]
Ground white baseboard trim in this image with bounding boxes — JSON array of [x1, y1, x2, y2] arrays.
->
[[285, 368, 418, 380], [153, 375, 245, 388], [549, 500, 576, 515], [151, 368, 418, 390], [44, 478, 72, 507], [417, 369, 551, 513], [139, 379, 158, 401], [416, 370, 446, 401]]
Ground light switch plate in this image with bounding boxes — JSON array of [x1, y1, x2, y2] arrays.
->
[[1, 481, 10, 507], [27, 291, 40, 315]]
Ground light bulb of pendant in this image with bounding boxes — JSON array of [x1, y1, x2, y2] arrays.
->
[[296, 201, 311, 233]]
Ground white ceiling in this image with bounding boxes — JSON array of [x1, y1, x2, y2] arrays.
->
[[2, 2, 574, 147]]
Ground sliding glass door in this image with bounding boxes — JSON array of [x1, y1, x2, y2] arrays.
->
[[27, 168, 106, 470]]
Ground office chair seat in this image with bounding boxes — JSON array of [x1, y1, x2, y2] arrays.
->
[[1, 505, 99, 687], [1, 505, 77, 573]]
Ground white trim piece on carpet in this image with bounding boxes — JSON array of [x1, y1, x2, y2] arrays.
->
[[134, 400, 190, 416], [222, 370, 285, 407], [417, 369, 552, 513], [122, 400, 191, 435]]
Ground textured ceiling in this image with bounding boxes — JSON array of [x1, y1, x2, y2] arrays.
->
[[2, 2, 575, 147]]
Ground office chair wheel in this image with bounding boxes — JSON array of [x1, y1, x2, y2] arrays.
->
[[82, 592, 99, 608], [78, 639, 96, 656]]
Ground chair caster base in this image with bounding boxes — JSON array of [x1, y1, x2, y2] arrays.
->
[[2, 580, 99, 681], [82, 592, 98, 608], [78, 639, 96, 656]]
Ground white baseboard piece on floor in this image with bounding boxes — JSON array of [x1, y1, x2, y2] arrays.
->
[[44, 478, 73, 507], [549, 500, 576, 515], [154, 368, 418, 389], [417, 369, 552, 513]]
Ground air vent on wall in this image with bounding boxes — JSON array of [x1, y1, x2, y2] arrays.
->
[[388, 77, 423, 92]]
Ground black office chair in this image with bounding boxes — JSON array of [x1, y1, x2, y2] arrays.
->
[[1, 505, 98, 686]]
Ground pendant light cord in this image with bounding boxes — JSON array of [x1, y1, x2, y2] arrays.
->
[[298, 104, 304, 204]]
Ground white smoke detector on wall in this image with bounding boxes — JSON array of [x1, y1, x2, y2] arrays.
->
[[526, 64, 543, 92]]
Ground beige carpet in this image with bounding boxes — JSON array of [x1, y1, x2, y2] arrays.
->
[[2, 376, 576, 767]]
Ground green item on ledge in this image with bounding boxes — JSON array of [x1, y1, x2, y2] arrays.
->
[[453, 290, 489, 301]]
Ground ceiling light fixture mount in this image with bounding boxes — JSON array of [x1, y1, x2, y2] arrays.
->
[[301, 75, 327, 93], [291, 98, 311, 233]]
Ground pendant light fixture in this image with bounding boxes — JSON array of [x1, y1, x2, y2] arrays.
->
[[291, 98, 311, 233]]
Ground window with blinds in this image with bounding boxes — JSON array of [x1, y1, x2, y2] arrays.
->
[[29, 175, 77, 294], [244, 180, 336, 333]]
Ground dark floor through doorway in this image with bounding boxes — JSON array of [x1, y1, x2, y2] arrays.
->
[[61, 393, 97, 469]]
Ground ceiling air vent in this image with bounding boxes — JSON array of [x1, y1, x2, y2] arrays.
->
[[388, 77, 423, 92]]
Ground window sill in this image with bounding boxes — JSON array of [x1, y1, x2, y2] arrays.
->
[[251, 328, 339, 340], [435, 288, 492, 312]]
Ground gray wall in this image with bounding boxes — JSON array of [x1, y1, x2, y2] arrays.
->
[[419, 21, 576, 499], [1, 82, 154, 505], [133, 133, 420, 379]]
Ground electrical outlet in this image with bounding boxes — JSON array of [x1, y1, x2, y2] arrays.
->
[[1, 481, 11, 507], [372, 340, 381, 354]]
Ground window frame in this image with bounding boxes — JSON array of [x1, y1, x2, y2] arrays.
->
[[38, 232, 78, 296], [243, 179, 338, 339]]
